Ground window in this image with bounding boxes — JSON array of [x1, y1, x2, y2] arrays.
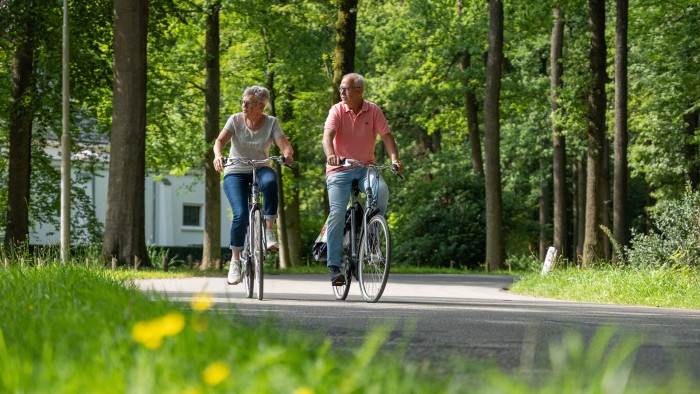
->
[[182, 205, 201, 227]]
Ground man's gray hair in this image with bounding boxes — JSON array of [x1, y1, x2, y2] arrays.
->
[[243, 85, 270, 106], [343, 73, 365, 89]]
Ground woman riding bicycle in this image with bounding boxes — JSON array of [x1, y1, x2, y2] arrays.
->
[[322, 73, 404, 286], [213, 85, 294, 285]]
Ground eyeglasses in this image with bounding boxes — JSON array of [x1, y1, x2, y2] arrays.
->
[[338, 86, 361, 93], [241, 100, 259, 107]]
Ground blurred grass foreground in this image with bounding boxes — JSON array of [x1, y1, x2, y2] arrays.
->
[[0, 264, 695, 393]]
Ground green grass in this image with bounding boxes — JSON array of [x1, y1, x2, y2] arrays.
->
[[509, 265, 700, 310]]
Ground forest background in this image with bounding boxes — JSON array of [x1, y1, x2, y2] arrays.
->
[[1, 0, 698, 271]]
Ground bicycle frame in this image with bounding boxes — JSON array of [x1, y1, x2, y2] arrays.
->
[[334, 159, 401, 302], [223, 156, 287, 300]]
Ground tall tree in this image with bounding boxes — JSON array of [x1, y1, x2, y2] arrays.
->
[[101, 0, 150, 267], [483, 0, 504, 270], [461, 52, 484, 178], [613, 0, 629, 261], [332, 0, 357, 100], [4, 1, 35, 251], [582, 0, 607, 266], [551, 6, 567, 259], [202, 1, 222, 270]]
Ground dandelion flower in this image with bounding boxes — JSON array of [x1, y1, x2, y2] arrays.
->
[[202, 361, 230, 386], [293, 387, 315, 394], [191, 293, 214, 312], [131, 312, 185, 349]]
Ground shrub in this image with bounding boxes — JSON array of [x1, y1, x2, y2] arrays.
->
[[625, 185, 700, 268]]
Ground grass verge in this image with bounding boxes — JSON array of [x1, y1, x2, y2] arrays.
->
[[510, 266, 700, 310]]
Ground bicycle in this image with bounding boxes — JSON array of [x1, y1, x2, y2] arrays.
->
[[223, 155, 288, 300], [332, 159, 402, 303]]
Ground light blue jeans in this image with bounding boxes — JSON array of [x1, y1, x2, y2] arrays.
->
[[325, 167, 389, 267]]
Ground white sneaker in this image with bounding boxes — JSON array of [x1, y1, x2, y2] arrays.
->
[[227, 260, 241, 285], [266, 229, 279, 251]]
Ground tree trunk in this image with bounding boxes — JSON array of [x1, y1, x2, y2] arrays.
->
[[284, 164, 302, 267], [539, 151, 552, 260], [101, 0, 150, 268], [332, 0, 358, 102], [460, 52, 484, 178], [4, 17, 35, 251], [683, 111, 699, 189], [582, 0, 607, 266], [573, 157, 586, 262], [612, 0, 629, 264], [202, 2, 222, 270], [484, 0, 504, 270], [551, 7, 567, 260]]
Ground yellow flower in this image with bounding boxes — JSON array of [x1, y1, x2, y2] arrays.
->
[[131, 312, 186, 349], [202, 361, 230, 386], [293, 387, 314, 394], [191, 293, 214, 312]]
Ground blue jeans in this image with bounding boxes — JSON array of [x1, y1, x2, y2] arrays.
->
[[325, 167, 388, 267], [223, 167, 278, 250]]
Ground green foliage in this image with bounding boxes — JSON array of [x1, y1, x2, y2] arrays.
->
[[390, 150, 486, 268], [625, 185, 700, 268]]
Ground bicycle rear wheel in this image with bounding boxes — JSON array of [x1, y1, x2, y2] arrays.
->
[[242, 237, 254, 299], [358, 215, 391, 303], [252, 209, 265, 300]]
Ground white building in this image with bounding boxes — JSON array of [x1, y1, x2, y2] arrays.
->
[[30, 142, 232, 249]]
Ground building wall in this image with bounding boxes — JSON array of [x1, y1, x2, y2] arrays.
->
[[30, 151, 233, 248]]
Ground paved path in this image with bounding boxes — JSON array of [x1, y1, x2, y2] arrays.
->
[[137, 273, 700, 384]]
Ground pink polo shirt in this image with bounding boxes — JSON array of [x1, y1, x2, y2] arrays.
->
[[324, 100, 391, 174]]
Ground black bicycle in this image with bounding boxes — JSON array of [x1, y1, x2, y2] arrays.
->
[[223, 155, 287, 300], [332, 159, 402, 303]]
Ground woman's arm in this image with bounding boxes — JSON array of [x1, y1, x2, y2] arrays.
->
[[213, 129, 233, 172]]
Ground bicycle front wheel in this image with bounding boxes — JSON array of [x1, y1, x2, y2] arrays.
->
[[242, 237, 254, 299], [358, 215, 391, 303], [252, 209, 265, 300]]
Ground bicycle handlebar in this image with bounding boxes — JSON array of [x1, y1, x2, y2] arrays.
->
[[223, 155, 291, 169], [339, 158, 404, 179]]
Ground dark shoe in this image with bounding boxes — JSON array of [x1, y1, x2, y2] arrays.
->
[[329, 265, 346, 286]]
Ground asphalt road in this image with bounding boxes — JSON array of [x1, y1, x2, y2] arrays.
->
[[136, 273, 700, 384]]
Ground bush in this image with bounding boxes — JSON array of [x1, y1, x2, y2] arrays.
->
[[390, 152, 485, 269], [625, 185, 700, 268]]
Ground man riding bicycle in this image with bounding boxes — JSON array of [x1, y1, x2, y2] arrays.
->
[[322, 73, 404, 286]]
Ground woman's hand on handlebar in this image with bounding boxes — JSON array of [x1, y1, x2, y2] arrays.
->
[[213, 155, 225, 172]]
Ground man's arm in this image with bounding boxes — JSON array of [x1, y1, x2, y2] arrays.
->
[[323, 127, 341, 166], [380, 133, 403, 173]]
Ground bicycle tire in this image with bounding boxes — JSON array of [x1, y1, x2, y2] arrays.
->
[[332, 258, 352, 300], [252, 209, 265, 300], [358, 215, 391, 303], [243, 237, 254, 299]]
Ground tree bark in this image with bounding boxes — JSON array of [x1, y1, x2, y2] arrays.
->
[[550, 7, 567, 260], [101, 0, 150, 268], [612, 0, 629, 263], [683, 111, 699, 189], [573, 157, 586, 262], [4, 16, 35, 251], [484, 0, 504, 270], [332, 0, 357, 102], [202, 2, 222, 270], [460, 52, 484, 178], [582, 0, 607, 266]]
